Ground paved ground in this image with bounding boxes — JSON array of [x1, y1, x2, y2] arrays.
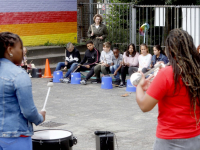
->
[[32, 78, 158, 150]]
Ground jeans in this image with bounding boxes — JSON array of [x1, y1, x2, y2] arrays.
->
[[0, 137, 32, 150], [64, 63, 78, 78], [55, 62, 65, 71], [110, 65, 120, 80], [70, 64, 95, 81]]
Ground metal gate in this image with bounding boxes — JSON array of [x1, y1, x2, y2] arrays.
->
[[78, 3, 200, 52]]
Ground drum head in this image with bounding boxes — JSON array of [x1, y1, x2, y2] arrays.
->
[[32, 129, 72, 140]]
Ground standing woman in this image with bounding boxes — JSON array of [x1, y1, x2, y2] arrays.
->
[[119, 43, 139, 87], [0, 32, 46, 150], [136, 29, 200, 150], [87, 14, 108, 52]]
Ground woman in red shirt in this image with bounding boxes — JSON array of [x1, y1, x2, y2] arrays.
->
[[136, 29, 200, 150]]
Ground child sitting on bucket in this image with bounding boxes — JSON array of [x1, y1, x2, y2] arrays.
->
[[21, 47, 29, 73], [110, 47, 123, 85], [68, 40, 100, 84], [93, 42, 113, 83], [59, 42, 81, 83]]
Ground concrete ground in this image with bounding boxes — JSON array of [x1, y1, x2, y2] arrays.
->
[[32, 78, 158, 150]]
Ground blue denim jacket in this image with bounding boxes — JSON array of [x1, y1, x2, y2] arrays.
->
[[0, 58, 43, 137], [151, 53, 169, 67]]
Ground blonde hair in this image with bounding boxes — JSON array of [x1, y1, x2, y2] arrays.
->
[[140, 43, 149, 53], [103, 42, 111, 48], [93, 14, 103, 23]]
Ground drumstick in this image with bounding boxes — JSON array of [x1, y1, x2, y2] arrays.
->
[[91, 25, 93, 35], [41, 82, 54, 111], [73, 65, 81, 73], [143, 62, 169, 77], [72, 64, 87, 73]]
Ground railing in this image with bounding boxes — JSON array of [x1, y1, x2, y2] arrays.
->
[[78, 3, 200, 52]]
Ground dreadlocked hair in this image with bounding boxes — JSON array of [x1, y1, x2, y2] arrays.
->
[[0, 32, 23, 58], [165, 28, 200, 124]]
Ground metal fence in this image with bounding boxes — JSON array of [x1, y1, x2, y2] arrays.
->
[[79, 3, 200, 53]]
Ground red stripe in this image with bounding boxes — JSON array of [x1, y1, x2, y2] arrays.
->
[[20, 135, 29, 137], [0, 11, 77, 25]]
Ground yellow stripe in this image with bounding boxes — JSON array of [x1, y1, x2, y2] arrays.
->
[[0, 22, 77, 36], [21, 33, 77, 46]]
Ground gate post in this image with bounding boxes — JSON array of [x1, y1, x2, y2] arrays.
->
[[132, 5, 137, 45]]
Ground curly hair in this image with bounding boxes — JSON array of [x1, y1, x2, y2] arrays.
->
[[93, 14, 103, 24], [165, 28, 200, 124], [0, 32, 23, 58]]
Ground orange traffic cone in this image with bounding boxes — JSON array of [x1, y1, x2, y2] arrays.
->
[[42, 59, 53, 78]]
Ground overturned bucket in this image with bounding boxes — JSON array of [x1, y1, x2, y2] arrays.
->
[[126, 79, 136, 92], [101, 76, 113, 89], [31, 68, 42, 78], [53, 71, 63, 83], [71, 72, 81, 84]]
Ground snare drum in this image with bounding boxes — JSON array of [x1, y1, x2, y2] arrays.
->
[[32, 129, 77, 150]]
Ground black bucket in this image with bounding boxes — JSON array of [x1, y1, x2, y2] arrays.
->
[[31, 68, 42, 78]]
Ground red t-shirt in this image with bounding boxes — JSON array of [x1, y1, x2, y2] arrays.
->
[[147, 66, 200, 139]]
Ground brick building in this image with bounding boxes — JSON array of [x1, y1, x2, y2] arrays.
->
[[0, 0, 77, 46]]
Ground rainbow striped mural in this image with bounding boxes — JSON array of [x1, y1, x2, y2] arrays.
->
[[0, 0, 77, 46]]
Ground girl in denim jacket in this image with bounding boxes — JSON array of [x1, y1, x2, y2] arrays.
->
[[0, 32, 46, 150]]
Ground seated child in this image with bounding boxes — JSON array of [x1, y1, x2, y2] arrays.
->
[[138, 43, 152, 73], [110, 47, 123, 85], [59, 43, 81, 83], [119, 43, 139, 87], [21, 47, 28, 72], [69, 40, 100, 85], [93, 42, 113, 83], [151, 45, 169, 68], [128, 44, 152, 77]]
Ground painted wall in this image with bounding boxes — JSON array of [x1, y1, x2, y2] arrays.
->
[[0, 0, 77, 46]]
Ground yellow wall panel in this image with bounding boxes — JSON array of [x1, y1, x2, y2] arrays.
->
[[0, 22, 77, 36], [21, 33, 77, 46]]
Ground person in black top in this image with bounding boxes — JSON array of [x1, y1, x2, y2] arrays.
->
[[69, 40, 100, 84], [55, 43, 81, 82]]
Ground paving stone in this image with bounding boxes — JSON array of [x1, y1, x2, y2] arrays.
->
[[32, 78, 157, 150]]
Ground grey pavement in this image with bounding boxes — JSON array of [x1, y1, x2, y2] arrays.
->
[[32, 78, 158, 150]]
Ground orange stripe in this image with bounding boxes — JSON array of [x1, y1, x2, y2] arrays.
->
[[0, 22, 77, 36]]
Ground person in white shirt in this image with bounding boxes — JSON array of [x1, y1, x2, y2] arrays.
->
[[129, 43, 152, 75], [93, 42, 113, 83]]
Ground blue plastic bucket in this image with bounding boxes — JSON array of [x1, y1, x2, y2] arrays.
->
[[101, 76, 113, 89], [126, 79, 136, 92], [53, 71, 63, 83], [71, 72, 81, 84]]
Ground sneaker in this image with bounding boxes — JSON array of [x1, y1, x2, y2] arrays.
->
[[29, 73, 32, 78], [113, 79, 121, 85], [91, 79, 101, 84], [118, 82, 126, 88], [80, 79, 87, 85], [49, 78, 53, 82], [60, 78, 70, 83]]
